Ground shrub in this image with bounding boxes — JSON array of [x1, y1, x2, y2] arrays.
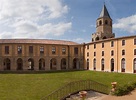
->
[[113, 82, 136, 96]]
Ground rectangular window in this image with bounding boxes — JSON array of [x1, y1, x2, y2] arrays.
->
[[52, 46, 56, 54], [40, 46, 44, 54], [102, 51, 104, 56], [102, 43, 104, 48], [87, 45, 89, 49], [122, 40, 125, 46], [94, 52, 96, 56], [62, 47, 66, 54], [134, 49, 136, 55], [74, 47, 78, 55], [122, 50, 125, 55], [29, 46, 33, 54], [5, 46, 9, 54], [111, 41, 114, 47], [87, 52, 89, 57], [134, 39, 136, 45], [18, 46, 22, 54], [94, 44, 96, 49]]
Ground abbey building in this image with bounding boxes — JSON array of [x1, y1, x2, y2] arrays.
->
[[85, 4, 136, 73], [0, 4, 136, 73]]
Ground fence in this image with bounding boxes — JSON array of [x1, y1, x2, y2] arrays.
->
[[41, 80, 110, 100]]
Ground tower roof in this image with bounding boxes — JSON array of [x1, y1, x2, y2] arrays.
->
[[99, 4, 111, 18]]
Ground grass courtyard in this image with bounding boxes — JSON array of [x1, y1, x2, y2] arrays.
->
[[0, 70, 136, 100]]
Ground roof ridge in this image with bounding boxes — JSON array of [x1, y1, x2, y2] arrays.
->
[[0, 39, 79, 45]]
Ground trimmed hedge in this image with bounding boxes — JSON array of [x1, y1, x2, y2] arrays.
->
[[113, 82, 136, 96]]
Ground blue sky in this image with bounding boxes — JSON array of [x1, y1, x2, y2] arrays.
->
[[0, 0, 136, 43]]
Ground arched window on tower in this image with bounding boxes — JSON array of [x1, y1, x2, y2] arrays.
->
[[95, 37, 99, 41], [99, 20, 102, 25], [105, 20, 108, 25]]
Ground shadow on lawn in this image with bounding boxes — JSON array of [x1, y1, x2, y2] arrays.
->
[[0, 69, 86, 74]]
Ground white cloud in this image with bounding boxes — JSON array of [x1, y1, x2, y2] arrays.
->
[[0, 0, 71, 39], [0, 0, 68, 20], [0, 21, 72, 39], [113, 14, 136, 33], [72, 38, 84, 43]]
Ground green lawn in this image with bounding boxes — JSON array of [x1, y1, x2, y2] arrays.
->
[[0, 70, 136, 100]]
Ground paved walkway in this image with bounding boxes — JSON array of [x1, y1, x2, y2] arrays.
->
[[70, 89, 136, 100], [101, 89, 136, 100]]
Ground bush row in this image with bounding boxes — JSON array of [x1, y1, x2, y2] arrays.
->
[[113, 82, 136, 96]]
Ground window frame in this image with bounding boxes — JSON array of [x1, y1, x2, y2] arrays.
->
[[52, 46, 56, 54], [122, 40, 125, 46], [29, 46, 33, 54], [74, 47, 78, 55], [94, 44, 96, 49], [111, 41, 114, 47], [62, 47, 66, 55], [102, 43, 104, 48], [134, 39, 136, 45], [17, 46, 22, 54], [87, 52, 89, 57], [134, 49, 136, 55], [111, 50, 114, 56], [40, 46, 44, 54], [5, 46, 9, 54], [94, 52, 96, 56], [102, 51, 104, 56], [122, 49, 125, 55]]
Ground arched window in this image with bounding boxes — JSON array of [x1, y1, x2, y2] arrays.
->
[[61, 58, 66, 69], [73, 58, 79, 69], [39, 58, 45, 70], [87, 59, 89, 70], [111, 50, 114, 56], [28, 58, 34, 70], [4, 58, 11, 70], [93, 59, 96, 70], [134, 49, 136, 55], [99, 20, 102, 25], [121, 58, 125, 72], [95, 37, 99, 41], [111, 59, 114, 72], [103, 36, 107, 39], [17, 58, 23, 70], [101, 59, 104, 71], [50, 58, 57, 70], [122, 50, 125, 55], [134, 38, 136, 45], [122, 40, 125, 46], [105, 20, 108, 25], [134, 58, 136, 73]]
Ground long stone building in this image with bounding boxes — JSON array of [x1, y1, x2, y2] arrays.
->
[[0, 39, 84, 71], [0, 4, 136, 74]]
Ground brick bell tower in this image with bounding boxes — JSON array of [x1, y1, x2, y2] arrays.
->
[[92, 4, 115, 42]]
